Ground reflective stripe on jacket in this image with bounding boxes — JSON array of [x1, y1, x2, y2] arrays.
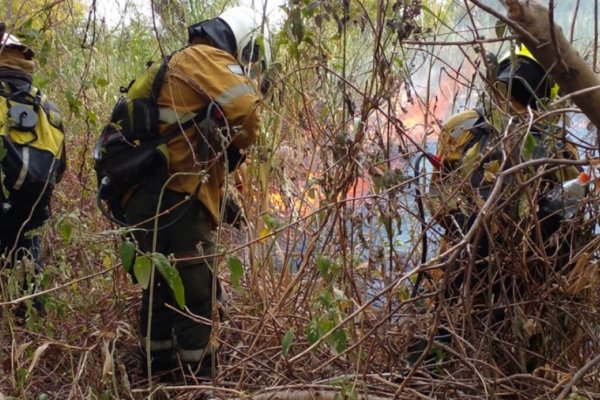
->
[[156, 44, 261, 223]]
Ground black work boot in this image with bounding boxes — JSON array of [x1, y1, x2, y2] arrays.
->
[[179, 350, 217, 381], [139, 349, 176, 382]]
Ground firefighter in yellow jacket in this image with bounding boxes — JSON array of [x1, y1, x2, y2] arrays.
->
[[123, 7, 270, 380], [0, 25, 66, 318], [429, 44, 582, 306]]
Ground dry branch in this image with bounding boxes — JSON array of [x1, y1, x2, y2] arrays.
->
[[232, 389, 392, 400], [495, 0, 600, 130]]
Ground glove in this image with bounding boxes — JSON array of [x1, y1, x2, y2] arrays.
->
[[227, 145, 245, 172], [223, 194, 244, 228]]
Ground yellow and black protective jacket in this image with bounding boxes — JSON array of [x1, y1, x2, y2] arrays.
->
[[0, 61, 66, 230], [156, 44, 261, 223], [428, 107, 581, 247]]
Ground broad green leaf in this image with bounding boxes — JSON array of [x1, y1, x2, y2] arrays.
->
[[227, 256, 244, 290], [154, 254, 185, 309], [398, 286, 410, 301], [86, 110, 97, 124], [306, 320, 320, 345], [133, 256, 152, 289], [58, 219, 72, 242], [333, 329, 347, 354], [119, 240, 136, 273], [282, 328, 294, 357], [316, 255, 332, 278], [318, 291, 333, 308], [330, 261, 340, 279], [521, 133, 536, 161], [318, 317, 334, 336]]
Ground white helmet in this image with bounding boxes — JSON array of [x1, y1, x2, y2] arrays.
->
[[218, 6, 271, 70], [0, 32, 34, 59]]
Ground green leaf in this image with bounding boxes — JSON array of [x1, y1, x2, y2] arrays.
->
[[264, 214, 281, 229], [316, 255, 332, 278], [333, 329, 347, 353], [227, 256, 244, 290], [64, 90, 82, 116], [94, 76, 109, 88], [318, 317, 334, 336], [318, 291, 333, 308], [154, 254, 185, 309], [282, 328, 294, 357], [521, 133, 536, 161], [58, 219, 72, 242], [133, 256, 152, 290], [306, 319, 320, 345], [119, 240, 136, 273], [432, 346, 446, 364], [86, 110, 97, 125]]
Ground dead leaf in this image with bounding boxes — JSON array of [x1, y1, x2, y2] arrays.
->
[[565, 254, 597, 295], [102, 339, 113, 381], [28, 342, 51, 374], [15, 341, 32, 361], [523, 318, 538, 338], [533, 364, 558, 381]]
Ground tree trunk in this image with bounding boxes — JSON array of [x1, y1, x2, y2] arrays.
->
[[497, 0, 600, 130]]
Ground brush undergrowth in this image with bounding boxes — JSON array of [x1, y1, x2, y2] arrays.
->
[[1, 1, 599, 399]]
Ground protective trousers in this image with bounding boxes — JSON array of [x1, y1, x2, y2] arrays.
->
[[0, 192, 48, 268], [1, 199, 47, 319], [125, 185, 219, 378]]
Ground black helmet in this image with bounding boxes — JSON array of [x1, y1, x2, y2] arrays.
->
[[495, 44, 558, 109]]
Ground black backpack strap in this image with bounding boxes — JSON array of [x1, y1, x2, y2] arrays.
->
[[151, 56, 171, 100]]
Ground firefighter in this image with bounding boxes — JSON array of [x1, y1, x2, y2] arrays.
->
[[0, 25, 66, 317], [429, 43, 581, 296], [122, 7, 270, 380], [419, 43, 586, 370]]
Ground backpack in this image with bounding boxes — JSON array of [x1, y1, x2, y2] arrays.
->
[[94, 57, 218, 223], [0, 80, 65, 208]]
